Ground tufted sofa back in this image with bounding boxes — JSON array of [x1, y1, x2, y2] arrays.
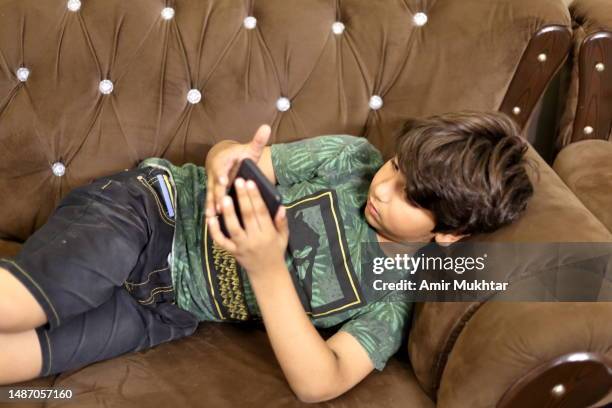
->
[[0, 0, 570, 241]]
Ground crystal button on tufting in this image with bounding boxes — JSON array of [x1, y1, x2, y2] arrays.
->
[[67, 0, 81, 12], [276, 97, 291, 112], [369, 95, 383, 110], [52, 162, 66, 177], [243, 16, 257, 30], [187, 89, 202, 104], [16, 67, 30, 82], [161, 7, 175, 20], [99, 79, 114, 95], [332, 22, 345, 35], [413, 12, 428, 26]]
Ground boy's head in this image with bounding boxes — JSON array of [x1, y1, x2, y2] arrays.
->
[[365, 111, 535, 245]]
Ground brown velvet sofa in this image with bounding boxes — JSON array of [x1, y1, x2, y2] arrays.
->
[[1, 1, 611, 407]]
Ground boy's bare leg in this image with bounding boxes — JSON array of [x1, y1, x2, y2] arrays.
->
[[0, 329, 43, 385], [0, 267, 48, 332]]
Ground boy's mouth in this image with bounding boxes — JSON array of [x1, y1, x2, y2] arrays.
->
[[366, 197, 380, 218]]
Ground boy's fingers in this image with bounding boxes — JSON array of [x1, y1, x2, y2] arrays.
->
[[274, 206, 289, 237], [221, 195, 246, 241], [234, 178, 259, 232], [207, 216, 237, 253], [205, 180, 216, 217], [211, 155, 238, 213], [245, 180, 271, 226], [214, 174, 229, 213]]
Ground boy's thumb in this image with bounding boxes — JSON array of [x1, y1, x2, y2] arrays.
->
[[249, 124, 271, 156]]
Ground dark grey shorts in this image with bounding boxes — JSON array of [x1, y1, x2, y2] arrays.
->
[[0, 166, 199, 377]]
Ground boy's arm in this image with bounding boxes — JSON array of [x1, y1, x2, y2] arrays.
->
[[248, 262, 374, 403], [206, 178, 374, 403]]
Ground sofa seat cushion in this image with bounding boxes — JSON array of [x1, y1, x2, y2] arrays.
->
[[0, 239, 22, 258], [553, 140, 612, 233], [9, 315, 434, 407]]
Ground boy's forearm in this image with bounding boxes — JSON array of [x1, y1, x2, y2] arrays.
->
[[248, 263, 339, 402]]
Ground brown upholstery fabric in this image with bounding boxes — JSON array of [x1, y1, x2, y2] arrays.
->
[[0, 238, 21, 258], [408, 301, 481, 398], [553, 139, 612, 233], [408, 145, 612, 399], [0, 0, 570, 242], [570, 0, 612, 31]]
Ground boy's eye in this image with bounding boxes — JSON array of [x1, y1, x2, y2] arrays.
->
[[392, 160, 399, 171]]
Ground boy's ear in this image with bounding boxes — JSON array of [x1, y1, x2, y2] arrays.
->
[[433, 232, 470, 246]]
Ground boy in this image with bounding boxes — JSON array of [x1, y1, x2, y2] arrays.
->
[[0, 111, 533, 402]]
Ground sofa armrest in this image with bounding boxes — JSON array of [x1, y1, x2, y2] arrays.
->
[[558, 0, 612, 147], [407, 144, 612, 403], [554, 139, 612, 233], [0, 238, 22, 258], [437, 303, 612, 408]]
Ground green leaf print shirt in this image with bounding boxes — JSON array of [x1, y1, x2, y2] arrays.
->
[[139, 135, 414, 371]]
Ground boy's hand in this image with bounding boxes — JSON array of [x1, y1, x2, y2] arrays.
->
[[205, 124, 272, 217], [207, 177, 289, 275]]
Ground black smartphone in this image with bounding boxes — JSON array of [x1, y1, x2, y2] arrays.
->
[[219, 158, 282, 238]]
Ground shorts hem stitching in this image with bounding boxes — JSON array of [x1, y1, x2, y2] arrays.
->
[[43, 330, 53, 377]]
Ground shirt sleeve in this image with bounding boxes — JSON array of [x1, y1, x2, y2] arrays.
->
[[270, 135, 383, 187], [338, 292, 413, 371]]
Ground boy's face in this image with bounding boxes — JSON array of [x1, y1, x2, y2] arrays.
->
[[365, 157, 467, 245]]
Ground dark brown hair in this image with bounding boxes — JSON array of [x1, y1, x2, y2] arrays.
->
[[395, 111, 536, 235]]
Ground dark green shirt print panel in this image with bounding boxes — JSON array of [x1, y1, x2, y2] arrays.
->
[[269, 135, 386, 326], [284, 189, 364, 318]]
